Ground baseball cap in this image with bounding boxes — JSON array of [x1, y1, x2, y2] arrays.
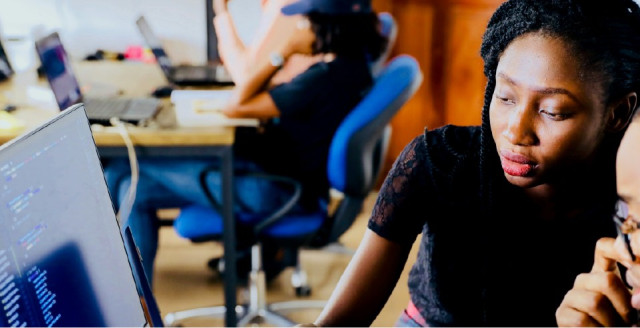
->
[[281, 0, 372, 15]]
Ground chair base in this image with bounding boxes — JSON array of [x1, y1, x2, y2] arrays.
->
[[164, 300, 328, 327], [164, 244, 327, 327]]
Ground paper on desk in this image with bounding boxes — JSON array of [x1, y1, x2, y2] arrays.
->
[[171, 90, 259, 127]]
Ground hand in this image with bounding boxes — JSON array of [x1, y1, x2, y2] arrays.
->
[[213, 0, 229, 15], [556, 238, 636, 326]]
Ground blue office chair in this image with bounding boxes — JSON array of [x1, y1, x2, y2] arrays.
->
[[371, 12, 398, 77], [164, 55, 423, 327]]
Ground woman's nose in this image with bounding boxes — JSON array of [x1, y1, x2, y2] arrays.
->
[[502, 106, 538, 146]]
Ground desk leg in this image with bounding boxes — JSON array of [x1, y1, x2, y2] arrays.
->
[[221, 147, 237, 327]]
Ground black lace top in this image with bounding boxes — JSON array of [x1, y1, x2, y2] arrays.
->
[[368, 125, 617, 326]]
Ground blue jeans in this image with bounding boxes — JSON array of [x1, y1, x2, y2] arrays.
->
[[103, 157, 298, 284]]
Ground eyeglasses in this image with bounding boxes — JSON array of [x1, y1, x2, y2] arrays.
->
[[613, 200, 640, 261]]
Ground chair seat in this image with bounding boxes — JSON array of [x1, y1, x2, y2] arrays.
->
[[174, 205, 327, 240], [173, 205, 224, 240]]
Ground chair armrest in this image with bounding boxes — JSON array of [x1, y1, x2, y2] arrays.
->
[[198, 167, 302, 235], [241, 172, 302, 235]]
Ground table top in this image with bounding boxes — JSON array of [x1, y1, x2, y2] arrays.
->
[[0, 61, 237, 147]]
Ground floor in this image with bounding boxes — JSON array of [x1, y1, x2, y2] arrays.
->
[[152, 193, 420, 326]]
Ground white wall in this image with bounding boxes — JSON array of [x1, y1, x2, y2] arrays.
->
[[0, 0, 260, 70]]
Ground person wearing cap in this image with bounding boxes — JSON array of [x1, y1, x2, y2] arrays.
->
[[104, 0, 387, 284]]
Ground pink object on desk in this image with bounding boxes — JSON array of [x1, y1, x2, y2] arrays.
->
[[124, 45, 156, 63]]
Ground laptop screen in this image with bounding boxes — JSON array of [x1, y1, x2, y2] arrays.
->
[[136, 17, 173, 76], [35, 32, 83, 110], [0, 105, 148, 326]]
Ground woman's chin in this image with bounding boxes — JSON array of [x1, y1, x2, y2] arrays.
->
[[503, 172, 541, 188]]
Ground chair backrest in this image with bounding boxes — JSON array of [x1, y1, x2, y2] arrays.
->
[[371, 12, 398, 77], [324, 55, 422, 242]]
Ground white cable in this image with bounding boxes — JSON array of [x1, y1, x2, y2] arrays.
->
[[110, 117, 139, 225]]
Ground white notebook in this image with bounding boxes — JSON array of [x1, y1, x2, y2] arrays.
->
[[171, 90, 260, 127]]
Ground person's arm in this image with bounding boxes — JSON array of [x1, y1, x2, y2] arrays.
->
[[213, 0, 314, 103], [314, 229, 411, 326], [224, 45, 324, 120], [212, 8, 246, 80], [556, 237, 636, 326], [222, 91, 280, 120], [314, 136, 429, 326]]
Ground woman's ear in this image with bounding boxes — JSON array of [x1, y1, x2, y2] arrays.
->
[[607, 92, 638, 132]]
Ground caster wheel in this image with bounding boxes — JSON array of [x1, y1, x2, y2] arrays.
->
[[295, 286, 312, 297]]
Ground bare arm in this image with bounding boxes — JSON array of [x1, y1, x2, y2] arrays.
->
[[213, 0, 314, 104], [222, 91, 280, 120], [315, 229, 412, 326], [212, 10, 247, 80]]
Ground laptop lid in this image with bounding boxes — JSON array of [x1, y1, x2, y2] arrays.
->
[[0, 37, 13, 81], [0, 104, 151, 326], [123, 226, 163, 327], [135, 16, 174, 78], [34, 32, 84, 110]]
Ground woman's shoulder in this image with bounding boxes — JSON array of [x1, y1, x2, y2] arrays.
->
[[424, 125, 482, 155], [422, 125, 482, 167]]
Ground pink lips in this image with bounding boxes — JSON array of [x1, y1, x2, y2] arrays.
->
[[499, 150, 537, 177]]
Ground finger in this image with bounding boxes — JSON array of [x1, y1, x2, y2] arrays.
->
[[563, 289, 619, 326], [593, 238, 628, 272], [627, 265, 640, 290], [615, 236, 635, 267], [556, 302, 602, 327], [574, 272, 635, 324]]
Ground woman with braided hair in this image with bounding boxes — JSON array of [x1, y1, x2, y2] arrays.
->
[[312, 0, 640, 326]]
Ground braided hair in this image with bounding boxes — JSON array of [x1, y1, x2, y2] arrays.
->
[[478, 0, 640, 208]]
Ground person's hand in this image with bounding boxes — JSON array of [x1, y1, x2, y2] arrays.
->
[[213, 0, 229, 15], [627, 264, 640, 310], [556, 237, 636, 326]]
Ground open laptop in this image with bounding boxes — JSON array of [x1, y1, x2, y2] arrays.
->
[[136, 16, 234, 86], [0, 104, 162, 326], [0, 36, 13, 82], [35, 32, 161, 125]]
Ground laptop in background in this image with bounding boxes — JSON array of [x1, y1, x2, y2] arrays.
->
[[35, 32, 161, 126], [0, 36, 13, 81], [136, 16, 234, 86], [0, 104, 161, 326]]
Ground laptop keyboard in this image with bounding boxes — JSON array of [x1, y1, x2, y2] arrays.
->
[[84, 98, 160, 124]]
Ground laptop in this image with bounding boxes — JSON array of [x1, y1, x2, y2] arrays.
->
[[35, 32, 161, 126], [136, 16, 234, 86], [0, 36, 13, 81], [0, 104, 162, 326]]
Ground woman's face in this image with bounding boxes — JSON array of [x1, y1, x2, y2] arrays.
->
[[490, 33, 610, 189], [619, 120, 640, 252], [616, 120, 640, 307]]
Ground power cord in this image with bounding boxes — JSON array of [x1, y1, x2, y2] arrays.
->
[[109, 117, 139, 225]]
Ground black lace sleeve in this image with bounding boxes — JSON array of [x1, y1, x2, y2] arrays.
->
[[368, 134, 431, 245]]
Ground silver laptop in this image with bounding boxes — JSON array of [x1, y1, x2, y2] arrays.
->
[[35, 32, 161, 126], [0, 104, 161, 326], [136, 16, 233, 86]]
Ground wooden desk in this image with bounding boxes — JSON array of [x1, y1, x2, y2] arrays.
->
[[0, 61, 240, 326], [0, 61, 236, 148]]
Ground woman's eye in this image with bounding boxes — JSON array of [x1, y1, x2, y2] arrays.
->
[[540, 109, 570, 121], [495, 95, 515, 105]]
